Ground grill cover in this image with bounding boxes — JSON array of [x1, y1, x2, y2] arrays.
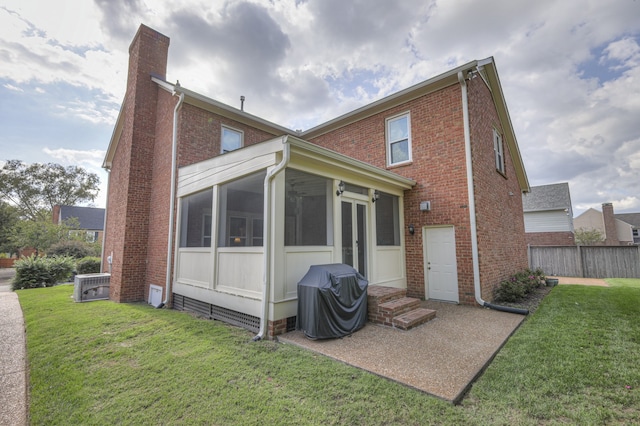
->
[[296, 264, 368, 339]]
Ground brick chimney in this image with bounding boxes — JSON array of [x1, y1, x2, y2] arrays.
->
[[602, 203, 618, 246], [103, 25, 170, 303]]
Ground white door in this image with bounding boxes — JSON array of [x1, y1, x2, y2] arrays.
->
[[424, 226, 459, 302]]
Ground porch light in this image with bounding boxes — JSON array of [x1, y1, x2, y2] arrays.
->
[[408, 224, 415, 235], [336, 180, 345, 196], [372, 190, 380, 203]]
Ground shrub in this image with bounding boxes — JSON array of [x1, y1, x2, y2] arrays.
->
[[48, 240, 92, 259], [76, 257, 101, 274], [12, 255, 75, 290], [494, 278, 526, 303], [494, 268, 547, 303]]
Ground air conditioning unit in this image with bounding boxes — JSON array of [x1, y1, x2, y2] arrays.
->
[[73, 273, 110, 302]]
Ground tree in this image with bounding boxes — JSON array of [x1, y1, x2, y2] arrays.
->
[[0, 201, 20, 255], [9, 218, 80, 256], [0, 160, 100, 221], [575, 227, 605, 245]]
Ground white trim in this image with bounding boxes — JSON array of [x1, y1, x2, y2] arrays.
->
[[221, 125, 244, 153], [493, 128, 505, 174], [385, 111, 412, 167]]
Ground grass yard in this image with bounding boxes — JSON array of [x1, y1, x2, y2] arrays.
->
[[19, 279, 640, 425]]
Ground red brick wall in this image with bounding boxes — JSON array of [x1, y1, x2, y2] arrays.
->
[[467, 77, 528, 302], [309, 84, 475, 302], [103, 25, 170, 302], [526, 231, 575, 246], [309, 77, 528, 305], [143, 89, 176, 302], [176, 104, 276, 167]]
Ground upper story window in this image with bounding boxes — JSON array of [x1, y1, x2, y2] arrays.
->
[[221, 126, 243, 153], [386, 113, 412, 166], [493, 128, 505, 174]]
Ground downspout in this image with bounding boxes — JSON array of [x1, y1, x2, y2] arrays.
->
[[458, 70, 528, 315], [158, 90, 185, 308], [100, 168, 110, 273], [253, 135, 291, 341]]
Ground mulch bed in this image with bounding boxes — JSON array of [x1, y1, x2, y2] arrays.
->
[[499, 285, 554, 315]]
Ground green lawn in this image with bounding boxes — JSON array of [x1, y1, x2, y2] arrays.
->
[[18, 279, 640, 425]]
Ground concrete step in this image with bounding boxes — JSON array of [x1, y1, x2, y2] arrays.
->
[[393, 308, 437, 330]]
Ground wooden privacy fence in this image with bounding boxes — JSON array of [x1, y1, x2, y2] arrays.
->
[[529, 245, 640, 278]]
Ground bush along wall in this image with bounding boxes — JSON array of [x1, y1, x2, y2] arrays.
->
[[76, 257, 101, 274], [12, 255, 75, 290], [494, 268, 546, 303]]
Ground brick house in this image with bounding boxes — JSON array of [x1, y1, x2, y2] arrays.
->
[[102, 25, 530, 338]]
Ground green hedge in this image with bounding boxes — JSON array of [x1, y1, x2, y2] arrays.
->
[[12, 255, 75, 290], [76, 257, 101, 274]]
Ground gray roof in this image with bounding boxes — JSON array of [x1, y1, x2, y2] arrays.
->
[[60, 206, 105, 230], [615, 213, 640, 228], [522, 183, 572, 212]]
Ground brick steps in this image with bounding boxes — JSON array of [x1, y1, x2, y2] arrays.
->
[[367, 286, 436, 330], [393, 308, 437, 330]]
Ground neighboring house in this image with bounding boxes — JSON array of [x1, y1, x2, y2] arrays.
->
[[614, 213, 640, 245], [574, 203, 637, 245], [52, 205, 105, 243], [102, 25, 530, 338], [521, 183, 575, 246]]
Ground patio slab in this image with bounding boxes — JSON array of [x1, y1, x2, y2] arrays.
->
[[279, 300, 525, 403]]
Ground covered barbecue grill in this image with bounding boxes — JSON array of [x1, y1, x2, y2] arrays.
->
[[296, 264, 368, 339]]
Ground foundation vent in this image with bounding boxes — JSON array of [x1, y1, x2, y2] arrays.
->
[[173, 294, 260, 333]]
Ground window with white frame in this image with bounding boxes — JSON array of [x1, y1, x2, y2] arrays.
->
[[217, 171, 265, 247], [221, 125, 243, 153], [386, 113, 412, 166], [179, 190, 213, 248], [284, 169, 333, 246], [493, 128, 505, 174]]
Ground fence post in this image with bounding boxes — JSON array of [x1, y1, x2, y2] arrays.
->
[[576, 245, 584, 277]]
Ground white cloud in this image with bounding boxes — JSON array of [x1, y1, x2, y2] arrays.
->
[[42, 147, 106, 169], [2, 0, 640, 214], [2, 83, 23, 91]]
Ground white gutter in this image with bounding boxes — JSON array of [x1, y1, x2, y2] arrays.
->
[[161, 90, 185, 307], [458, 70, 527, 315], [253, 135, 291, 340]]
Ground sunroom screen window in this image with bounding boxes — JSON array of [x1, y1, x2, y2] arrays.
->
[[285, 169, 333, 246], [218, 171, 266, 247], [375, 192, 400, 246], [179, 189, 213, 247]]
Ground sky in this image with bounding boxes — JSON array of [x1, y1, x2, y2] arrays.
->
[[1, 0, 639, 216]]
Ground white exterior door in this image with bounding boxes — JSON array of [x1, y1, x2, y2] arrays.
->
[[424, 226, 459, 302], [341, 199, 368, 277]]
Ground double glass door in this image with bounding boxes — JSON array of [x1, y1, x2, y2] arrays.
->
[[341, 200, 367, 276]]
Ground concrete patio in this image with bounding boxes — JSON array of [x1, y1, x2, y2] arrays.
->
[[279, 299, 526, 404]]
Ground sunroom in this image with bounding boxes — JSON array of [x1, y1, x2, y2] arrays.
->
[[172, 135, 415, 337]]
